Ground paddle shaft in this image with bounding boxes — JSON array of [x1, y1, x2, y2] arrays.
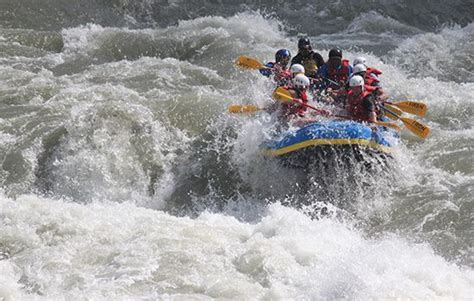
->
[[380, 105, 401, 120], [380, 104, 429, 138], [281, 94, 400, 130]]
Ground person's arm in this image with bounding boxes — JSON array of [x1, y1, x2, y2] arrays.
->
[[363, 97, 377, 122], [259, 62, 274, 77], [374, 87, 389, 102], [368, 111, 377, 123], [313, 52, 325, 68], [317, 64, 328, 77], [290, 54, 301, 66]]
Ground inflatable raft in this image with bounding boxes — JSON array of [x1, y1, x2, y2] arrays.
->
[[263, 120, 399, 167]]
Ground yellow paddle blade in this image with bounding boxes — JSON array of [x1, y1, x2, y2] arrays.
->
[[228, 104, 262, 113], [272, 87, 293, 103], [276, 86, 293, 97], [272, 92, 292, 103], [374, 121, 402, 131], [392, 101, 427, 117], [400, 117, 430, 139], [383, 104, 403, 120], [235, 55, 264, 70]]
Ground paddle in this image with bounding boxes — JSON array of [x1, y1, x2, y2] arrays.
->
[[383, 104, 403, 120], [228, 104, 262, 113], [273, 87, 331, 116], [380, 105, 430, 139], [319, 76, 341, 87], [387, 101, 427, 117], [273, 87, 401, 131], [235, 55, 428, 116], [374, 121, 402, 131], [235, 55, 266, 70]]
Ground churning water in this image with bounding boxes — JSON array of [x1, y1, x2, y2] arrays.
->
[[0, 0, 473, 299]]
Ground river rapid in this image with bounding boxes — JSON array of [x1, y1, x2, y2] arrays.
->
[[0, 0, 473, 299]]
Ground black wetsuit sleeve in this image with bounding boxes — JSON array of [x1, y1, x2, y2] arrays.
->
[[313, 52, 325, 68], [290, 54, 302, 65]]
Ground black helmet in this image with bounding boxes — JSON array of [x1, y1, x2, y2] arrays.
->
[[329, 48, 342, 58], [298, 38, 311, 50], [275, 49, 291, 62]]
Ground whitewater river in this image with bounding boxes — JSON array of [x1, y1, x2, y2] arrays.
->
[[0, 0, 473, 299]]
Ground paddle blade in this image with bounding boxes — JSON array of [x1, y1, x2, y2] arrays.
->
[[383, 104, 403, 120], [401, 117, 430, 139], [275, 86, 292, 98], [228, 105, 262, 113], [272, 92, 292, 103], [392, 101, 427, 117], [272, 87, 293, 103], [235, 55, 264, 70]]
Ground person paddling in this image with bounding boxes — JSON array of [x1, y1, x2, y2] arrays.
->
[[346, 75, 377, 123], [260, 49, 292, 85], [316, 49, 353, 105], [352, 63, 380, 87], [317, 48, 353, 89], [290, 64, 305, 78], [353, 56, 382, 86], [279, 74, 311, 119], [291, 38, 324, 78], [352, 63, 389, 108]]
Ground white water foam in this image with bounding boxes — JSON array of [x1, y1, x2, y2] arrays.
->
[[0, 193, 473, 299]]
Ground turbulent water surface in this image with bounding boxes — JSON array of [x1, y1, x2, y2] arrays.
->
[[0, 0, 473, 299]]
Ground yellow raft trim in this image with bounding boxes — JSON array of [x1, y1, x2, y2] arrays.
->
[[263, 138, 392, 157]]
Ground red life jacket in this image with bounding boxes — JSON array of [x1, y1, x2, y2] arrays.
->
[[346, 87, 375, 122], [365, 66, 381, 86], [281, 88, 308, 117], [270, 63, 291, 86], [365, 85, 377, 93], [364, 73, 379, 86], [327, 59, 350, 86], [275, 70, 291, 86], [366, 67, 382, 76]]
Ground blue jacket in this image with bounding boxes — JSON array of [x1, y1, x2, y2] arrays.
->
[[317, 63, 353, 78], [259, 62, 275, 77], [317, 61, 353, 88]]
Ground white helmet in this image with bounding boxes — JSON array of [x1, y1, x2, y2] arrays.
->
[[293, 74, 310, 89], [290, 64, 305, 75], [353, 56, 367, 66], [353, 63, 367, 74], [349, 75, 365, 87]]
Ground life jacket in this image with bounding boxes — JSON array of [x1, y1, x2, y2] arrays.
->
[[260, 62, 291, 86], [365, 85, 377, 93], [327, 59, 350, 87], [274, 69, 292, 86], [281, 88, 308, 117], [346, 86, 375, 122], [302, 57, 318, 78], [366, 67, 382, 76], [364, 73, 380, 86], [365, 66, 381, 86]]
